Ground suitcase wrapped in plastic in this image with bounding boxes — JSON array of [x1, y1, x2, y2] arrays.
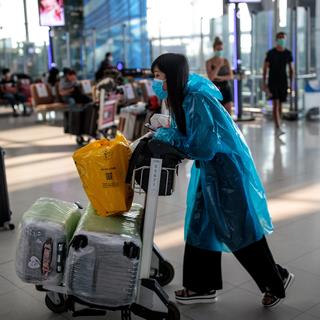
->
[[65, 203, 143, 307], [15, 198, 81, 285]]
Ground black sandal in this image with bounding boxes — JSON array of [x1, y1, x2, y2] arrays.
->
[[262, 292, 281, 308], [175, 288, 217, 305], [262, 271, 295, 308]]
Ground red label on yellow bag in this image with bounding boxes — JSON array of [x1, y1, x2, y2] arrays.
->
[[73, 133, 133, 216]]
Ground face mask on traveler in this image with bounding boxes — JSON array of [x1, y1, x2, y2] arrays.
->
[[277, 39, 286, 48], [215, 50, 223, 57], [152, 79, 168, 100]]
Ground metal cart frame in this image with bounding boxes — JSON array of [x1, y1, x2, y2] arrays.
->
[[38, 157, 181, 320]]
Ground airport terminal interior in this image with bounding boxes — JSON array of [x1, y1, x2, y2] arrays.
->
[[1, 0, 320, 319]]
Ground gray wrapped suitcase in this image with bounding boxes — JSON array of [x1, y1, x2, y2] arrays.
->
[[15, 198, 81, 285], [65, 203, 143, 307]]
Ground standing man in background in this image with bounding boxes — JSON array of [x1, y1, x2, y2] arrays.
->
[[263, 32, 294, 136]]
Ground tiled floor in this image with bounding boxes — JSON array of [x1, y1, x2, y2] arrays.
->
[[1, 109, 320, 319]]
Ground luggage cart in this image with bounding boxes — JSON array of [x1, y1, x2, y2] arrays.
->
[[66, 88, 118, 146], [96, 91, 118, 139], [37, 142, 183, 319]]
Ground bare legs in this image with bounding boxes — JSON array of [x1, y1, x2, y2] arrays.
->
[[272, 99, 281, 129], [272, 99, 285, 136]]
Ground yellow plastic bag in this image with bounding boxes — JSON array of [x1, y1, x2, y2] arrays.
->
[[73, 133, 133, 216]]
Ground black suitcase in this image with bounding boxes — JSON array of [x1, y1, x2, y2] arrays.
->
[[63, 108, 84, 136], [64, 104, 98, 137], [0, 147, 14, 230], [82, 103, 98, 136]]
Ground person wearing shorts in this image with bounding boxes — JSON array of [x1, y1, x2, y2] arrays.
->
[[206, 37, 233, 115], [263, 32, 294, 136]]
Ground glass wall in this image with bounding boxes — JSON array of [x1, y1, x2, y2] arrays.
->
[[0, 0, 318, 87], [82, 0, 149, 79], [147, 0, 223, 73], [0, 39, 48, 80], [207, 3, 317, 114], [50, 1, 84, 77], [0, 0, 49, 79]]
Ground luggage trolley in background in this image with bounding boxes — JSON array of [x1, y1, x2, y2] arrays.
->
[[64, 88, 118, 146], [40, 139, 183, 320], [97, 88, 118, 139]]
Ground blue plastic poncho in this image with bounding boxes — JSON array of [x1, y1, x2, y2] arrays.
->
[[154, 74, 273, 252]]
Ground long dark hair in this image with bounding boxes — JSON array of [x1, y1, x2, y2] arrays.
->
[[151, 53, 189, 135]]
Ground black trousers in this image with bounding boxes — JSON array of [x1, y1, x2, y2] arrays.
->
[[183, 236, 287, 298]]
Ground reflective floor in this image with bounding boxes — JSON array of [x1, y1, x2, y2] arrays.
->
[[0, 109, 320, 320]]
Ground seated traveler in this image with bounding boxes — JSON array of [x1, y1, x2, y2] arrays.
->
[[59, 69, 91, 108], [0, 68, 27, 116]]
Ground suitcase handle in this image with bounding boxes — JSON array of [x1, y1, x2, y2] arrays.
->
[[74, 201, 83, 209], [71, 235, 88, 250], [123, 241, 140, 259]]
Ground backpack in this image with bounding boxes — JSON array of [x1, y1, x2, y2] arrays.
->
[[126, 138, 185, 196]]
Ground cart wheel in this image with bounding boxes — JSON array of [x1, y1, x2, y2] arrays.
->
[[76, 136, 84, 146], [2, 221, 15, 231], [167, 302, 180, 320], [45, 292, 67, 313], [121, 309, 131, 320], [156, 260, 175, 287], [84, 137, 91, 144]]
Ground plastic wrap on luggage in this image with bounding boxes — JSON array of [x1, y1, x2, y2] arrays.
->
[[15, 198, 81, 285], [65, 203, 143, 307]]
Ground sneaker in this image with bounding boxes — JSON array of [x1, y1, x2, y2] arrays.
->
[[175, 288, 217, 305], [283, 270, 295, 291], [262, 271, 295, 308]]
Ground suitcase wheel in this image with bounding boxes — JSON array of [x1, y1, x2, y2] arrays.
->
[[45, 292, 68, 313], [153, 260, 175, 287], [76, 136, 84, 146], [1, 221, 15, 231], [76, 136, 91, 146]]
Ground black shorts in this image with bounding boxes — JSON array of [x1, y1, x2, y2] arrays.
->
[[268, 84, 288, 102], [214, 82, 233, 105]]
